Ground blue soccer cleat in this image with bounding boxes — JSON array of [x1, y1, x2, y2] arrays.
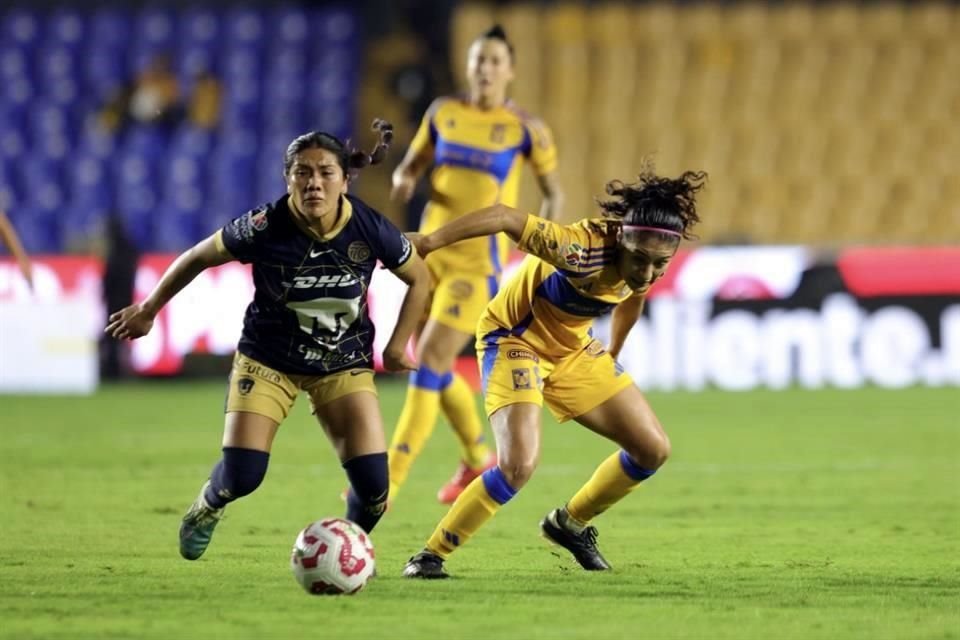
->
[[179, 482, 225, 560]]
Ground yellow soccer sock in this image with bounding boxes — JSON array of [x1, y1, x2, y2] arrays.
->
[[388, 370, 447, 498], [566, 451, 657, 524], [425, 467, 516, 558], [440, 373, 491, 468]]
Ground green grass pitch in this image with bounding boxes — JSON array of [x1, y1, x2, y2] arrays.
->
[[1, 380, 958, 639]]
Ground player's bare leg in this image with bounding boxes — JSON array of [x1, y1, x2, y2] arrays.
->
[[317, 390, 390, 533], [541, 385, 669, 570], [389, 319, 493, 502], [404, 402, 540, 578], [180, 412, 278, 560]]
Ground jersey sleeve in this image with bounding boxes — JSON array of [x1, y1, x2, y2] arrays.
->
[[219, 206, 270, 264], [407, 99, 443, 161], [522, 117, 558, 176], [516, 214, 610, 273], [371, 213, 416, 274]]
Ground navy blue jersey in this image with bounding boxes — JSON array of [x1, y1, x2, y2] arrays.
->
[[216, 194, 413, 375]]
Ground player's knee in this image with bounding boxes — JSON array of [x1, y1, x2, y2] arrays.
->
[[626, 432, 671, 470], [418, 346, 455, 372], [220, 447, 270, 497], [497, 458, 537, 489]]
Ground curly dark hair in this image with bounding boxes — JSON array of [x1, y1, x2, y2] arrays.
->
[[597, 164, 707, 240], [284, 119, 394, 178]]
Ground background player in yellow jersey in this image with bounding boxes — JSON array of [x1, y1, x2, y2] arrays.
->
[[387, 25, 564, 504], [401, 167, 707, 578]]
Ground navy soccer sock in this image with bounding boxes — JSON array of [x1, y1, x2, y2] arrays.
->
[[343, 452, 389, 533], [203, 447, 270, 509]]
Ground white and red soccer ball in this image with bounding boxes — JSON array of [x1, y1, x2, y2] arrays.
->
[[291, 518, 376, 595]]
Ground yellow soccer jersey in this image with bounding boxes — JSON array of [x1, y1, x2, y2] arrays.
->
[[410, 97, 557, 275], [477, 214, 645, 359]]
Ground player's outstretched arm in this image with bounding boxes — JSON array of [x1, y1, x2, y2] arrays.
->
[[607, 294, 646, 360], [0, 210, 33, 290], [412, 204, 527, 258], [382, 253, 431, 372], [104, 233, 233, 340]]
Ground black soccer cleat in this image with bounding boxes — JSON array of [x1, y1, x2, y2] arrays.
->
[[402, 550, 450, 579], [540, 508, 612, 571]]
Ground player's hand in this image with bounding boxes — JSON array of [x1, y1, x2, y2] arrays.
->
[[405, 232, 433, 258], [390, 174, 416, 204], [605, 344, 621, 360], [382, 346, 416, 373], [105, 303, 156, 340]]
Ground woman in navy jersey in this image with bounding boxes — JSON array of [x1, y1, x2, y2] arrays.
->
[[106, 121, 431, 560]]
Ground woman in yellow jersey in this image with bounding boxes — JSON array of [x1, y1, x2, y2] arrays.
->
[[401, 167, 707, 578], [387, 25, 564, 504]]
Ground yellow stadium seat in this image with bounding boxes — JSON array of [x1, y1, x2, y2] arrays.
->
[[909, 2, 957, 39], [727, 3, 769, 40], [444, 2, 959, 243], [860, 3, 905, 41]]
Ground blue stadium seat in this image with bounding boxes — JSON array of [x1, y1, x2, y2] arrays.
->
[[1, 45, 29, 84], [0, 5, 362, 254], [37, 46, 76, 84], [45, 8, 85, 51], [68, 156, 112, 212], [165, 154, 206, 193], [176, 46, 218, 90], [179, 7, 221, 47], [27, 101, 73, 146], [134, 7, 175, 49], [224, 46, 261, 81], [0, 126, 28, 166], [225, 7, 264, 46], [270, 6, 309, 45], [170, 126, 216, 158], [115, 185, 158, 251], [315, 8, 357, 44], [14, 183, 66, 253], [154, 187, 204, 252], [76, 124, 119, 160], [1, 8, 41, 50], [84, 48, 127, 102], [89, 8, 132, 50]]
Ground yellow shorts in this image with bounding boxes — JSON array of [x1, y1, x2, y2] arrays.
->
[[425, 251, 500, 335], [225, 352, 377, 424], [477, 337, 634, 423]]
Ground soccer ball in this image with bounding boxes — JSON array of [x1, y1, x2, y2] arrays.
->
[[290, 518, 375, 595]]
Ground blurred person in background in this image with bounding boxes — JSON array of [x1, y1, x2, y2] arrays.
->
[[0, 210, 33, 290], [99, 54, 183, 133], [105, 121, 432, 561], [402, 167, 706, 578], [385, 24, 565, 506], [187, 70, 222, 130], [99, 214, 140, 379]]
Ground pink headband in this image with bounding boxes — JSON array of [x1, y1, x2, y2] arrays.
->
[[622, 225, 682, 238]]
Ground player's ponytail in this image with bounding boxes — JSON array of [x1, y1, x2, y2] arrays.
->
[[347, 119, 394, 171], [479, 24, 515, 61], [597, 161, 706, 240], [284, 118, 394, 179]]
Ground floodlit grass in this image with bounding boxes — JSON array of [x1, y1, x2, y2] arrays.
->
[[1, 381, 957, 639]]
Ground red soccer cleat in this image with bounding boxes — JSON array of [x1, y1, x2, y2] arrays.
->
[[436, 452, 497, 504]]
